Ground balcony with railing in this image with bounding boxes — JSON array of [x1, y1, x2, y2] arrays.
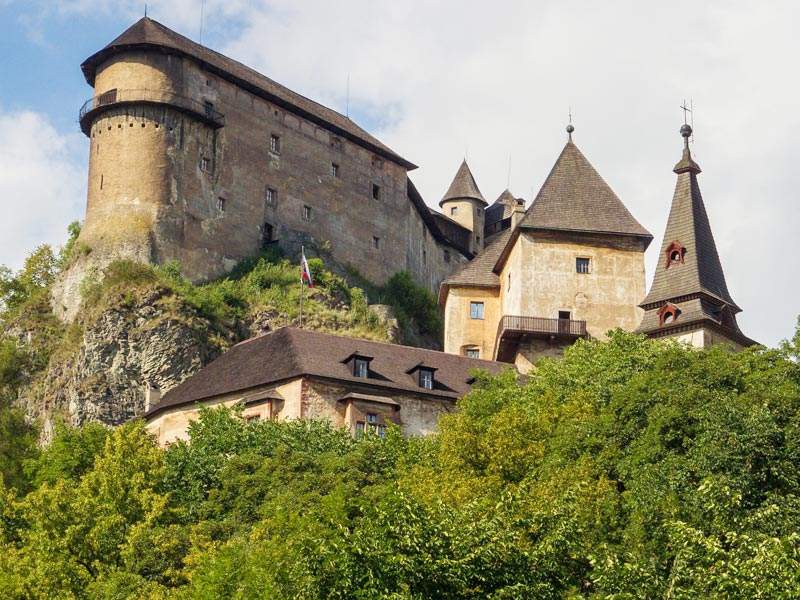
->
[[79, 88, 225, 135], [493, 315, 588, 362]]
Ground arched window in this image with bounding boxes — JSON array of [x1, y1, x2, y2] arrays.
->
[[658, 303, 681, 326], [665, 241, 686, 269]]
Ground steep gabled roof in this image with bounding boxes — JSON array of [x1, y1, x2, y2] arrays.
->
[[440, 160, 487, 206], [639, 132, 739, 310], [81, 17, 415, 169], [146, 327, 507, 417], [519, 141, 651, 239]]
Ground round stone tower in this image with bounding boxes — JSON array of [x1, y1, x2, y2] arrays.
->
[[439, 160, 487, 254]]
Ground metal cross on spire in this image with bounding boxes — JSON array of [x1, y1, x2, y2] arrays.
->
[[680, 99, 692, 125]]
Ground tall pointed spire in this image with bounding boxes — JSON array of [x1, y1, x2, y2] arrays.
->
[[638, 123, 755, 347], [440, 159, 487, 206]]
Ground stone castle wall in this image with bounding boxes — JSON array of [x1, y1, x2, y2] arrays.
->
[[68, 50, 462, 314]]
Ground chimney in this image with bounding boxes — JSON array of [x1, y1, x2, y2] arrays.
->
[[511, 198, 526, 228], [144, 384, 161, 413]]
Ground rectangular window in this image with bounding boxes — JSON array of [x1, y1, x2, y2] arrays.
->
[[265, 187, 277, 207], [419, 369, 434, 390], [465, 348, 480, 359], [450, 206, 458, 216], [354, 358, 369, 378], [200, 155, 211, 173], [576, 257, 591, 274], [217, 197, 226, 213], [470, 301, 485, 320], [270, 134, 281, 154], [303, 205, 312, 221], [558, 310, 571, 320], [367, 413, 377, 424], [331, 162, 339, 177], [373, 236, 380, 249], [355, 421, 365, 437], [372, 183, 381, 200]]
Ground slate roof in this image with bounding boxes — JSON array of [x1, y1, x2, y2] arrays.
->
[[637, 129, 753, 346], [520, 141, 652, 240], [81, 17, 415, 170], [440, 160, 487, 206], [146, 327, 507, 418], [639, 144, 739, 310], [439, 227, 513, 297], [485, 189, 519, 228]]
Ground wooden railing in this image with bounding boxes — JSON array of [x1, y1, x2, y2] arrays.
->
[[493, 315, 587, 362], [79, 88, 225, 134], [496, 315, 587, 339]]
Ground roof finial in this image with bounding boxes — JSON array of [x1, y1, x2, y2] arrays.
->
[[566, 106, 574, 141], [674, 103, 701, 174]]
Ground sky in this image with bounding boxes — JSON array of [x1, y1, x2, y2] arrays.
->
[[0, 0, 797, 347]]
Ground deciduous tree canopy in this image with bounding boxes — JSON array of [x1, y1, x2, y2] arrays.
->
[[2, 325, 800, 598]]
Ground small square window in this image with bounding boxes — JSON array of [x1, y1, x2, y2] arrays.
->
[[419, 369, 434, 390], [465, 348, 480, 359], [265, 187, 277, 206], [270, 134, 281, 154], [367, 413, 378, 424], [450, 206, 458, 216], [303, 205, 312, 221], [331, 162, 339, 177], [372, 183, 381, 200], [373, 236, 380, 249], [217, 197, 226, 213], [576, 257, 591, 274], [354, 358, 369, 378], [470, 302, 484, 320]]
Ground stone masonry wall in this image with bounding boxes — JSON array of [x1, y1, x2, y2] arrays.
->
[[70, 50, 462, 310]]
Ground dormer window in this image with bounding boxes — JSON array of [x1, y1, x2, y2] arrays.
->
[[354, 357, 370, 378], [665, 241, 686, 268], [658, 303, 681, 326], [419, 368, 434, 390]]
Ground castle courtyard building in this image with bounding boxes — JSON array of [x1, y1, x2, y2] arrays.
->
[[440, 126, 653, 371], [145, 327, 507, 446], [53, 17, 472, 320]]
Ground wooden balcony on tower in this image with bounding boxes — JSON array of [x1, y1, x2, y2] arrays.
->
[[493, 315, 587, 363]]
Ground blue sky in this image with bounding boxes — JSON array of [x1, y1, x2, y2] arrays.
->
[[1, 1, 798, 347]]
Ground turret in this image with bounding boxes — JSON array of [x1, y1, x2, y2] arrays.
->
[[439, 160, 487, 253]]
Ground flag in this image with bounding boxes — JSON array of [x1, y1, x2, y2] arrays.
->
[[300, 249, 314, 288]]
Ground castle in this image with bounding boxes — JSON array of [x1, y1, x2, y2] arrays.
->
[[52, 17, 476, 320], [61, 18, 754, 390]]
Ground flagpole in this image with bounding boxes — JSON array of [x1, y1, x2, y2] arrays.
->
[[299, 245, 304, 329]]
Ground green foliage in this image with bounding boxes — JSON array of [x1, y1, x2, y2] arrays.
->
[[380, 271, 443, 338], [0, 245, 57, 315], [3, 324, 800, 597]]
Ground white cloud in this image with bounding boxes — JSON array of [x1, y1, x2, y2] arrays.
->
[[0, 109, 86, 270], [7, 1, 799, 346]]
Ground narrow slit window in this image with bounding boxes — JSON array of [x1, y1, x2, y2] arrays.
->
[[303, 205, 312, 221], [372, 183, 381, 200], [265, 187, 277, 207], [270, 134, 281, 154], [331, 163, 339, 177], [217, 197, 226, 213]]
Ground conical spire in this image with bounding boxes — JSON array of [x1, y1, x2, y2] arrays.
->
[[518, 139, 651, 239], [640, 124, 738, 310], [637, 124, 753, 346], [440, 160, 487, 207]]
